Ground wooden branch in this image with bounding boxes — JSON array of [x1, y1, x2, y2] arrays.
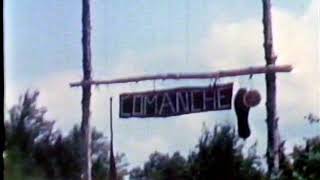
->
[[70, 64, 292, 87]]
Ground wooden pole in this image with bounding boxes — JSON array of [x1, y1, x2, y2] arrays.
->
[[1, 0, 4, 174], [109, 97, 117, 180], [70, 65, 292, 87], [81, 0, 92, 179], [262, 0, 280, 177]]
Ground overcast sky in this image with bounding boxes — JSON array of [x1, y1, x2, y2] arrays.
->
[[5, 0, 319, 169]]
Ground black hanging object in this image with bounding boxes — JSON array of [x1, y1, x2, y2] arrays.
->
[[234, 88, 251, 139]]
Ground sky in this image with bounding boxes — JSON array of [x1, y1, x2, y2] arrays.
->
[[5, 0, 320, 171]]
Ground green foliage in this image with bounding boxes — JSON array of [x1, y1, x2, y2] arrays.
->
[[188, 124, 265, 180], [130, 151, 190, 180], [5, 90, 54, 180], [129, 116, 320, 180], [5, 90, 128, 180], [130, 124, 266, 180], [278, 119, 320, 180], [291, 136, 320, 180], [305, 113, 320, 124], [4, 148, 46, 180]]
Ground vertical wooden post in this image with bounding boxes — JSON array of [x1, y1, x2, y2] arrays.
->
[[109, 97, 117, 179], [81, 0, 92, 179], [109, 97, 117, 180], [1, 0, 4, 174], [262, 0, 280, 177], [1, 23, 4, 179]]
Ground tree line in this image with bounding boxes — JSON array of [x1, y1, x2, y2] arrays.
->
[[4, 91, 320, 179]]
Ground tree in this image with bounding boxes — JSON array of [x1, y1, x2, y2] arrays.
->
[[276, 116, 320, 180], [130, 151, 189, 180], [130, 124, 266, 180], [5, 90, 53, 179], [188, 124, 265, 180], [305, 113, 320, 124], [5, 90, 128, 179], [289, 118, 320, 180], [290, 136, 320, 179]]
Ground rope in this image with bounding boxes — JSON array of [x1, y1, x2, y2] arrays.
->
[[248, 74, 254, 90]]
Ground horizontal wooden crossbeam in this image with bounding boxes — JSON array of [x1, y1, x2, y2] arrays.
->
[[70, 64, 292, 87]]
